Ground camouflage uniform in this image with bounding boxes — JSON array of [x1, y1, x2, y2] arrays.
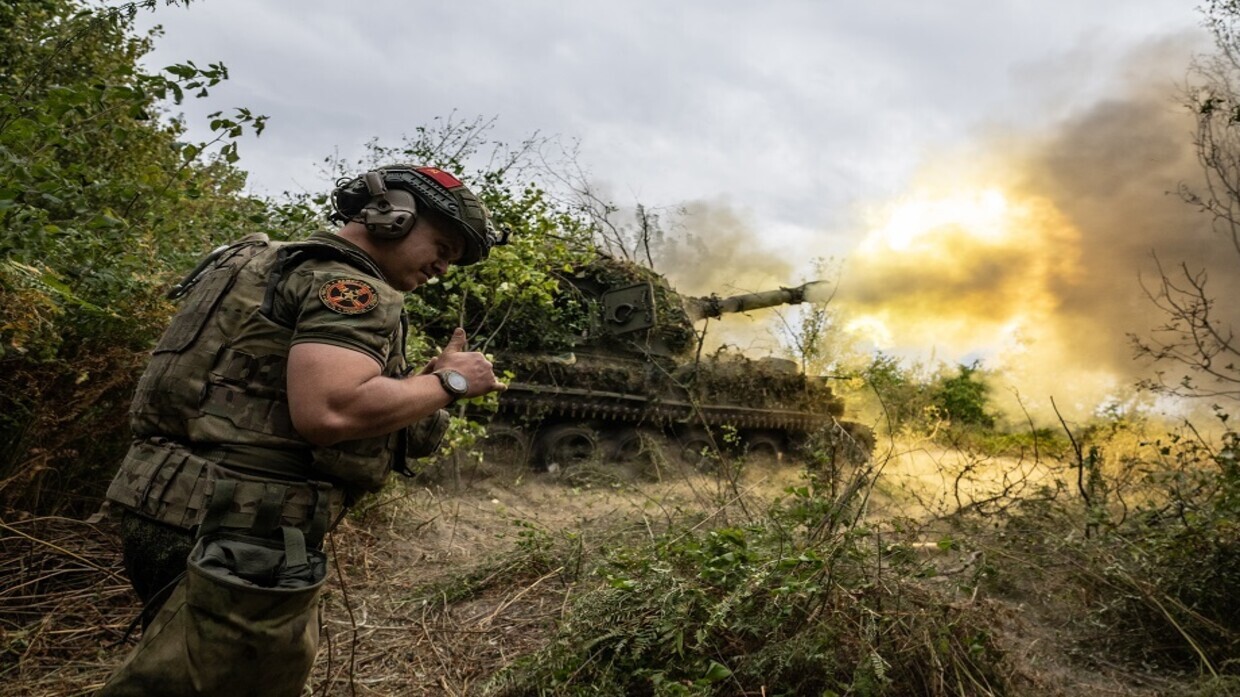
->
[[95, 230, 425, 697], [104, 230, 414, 599], [100, 165, 500, 697]]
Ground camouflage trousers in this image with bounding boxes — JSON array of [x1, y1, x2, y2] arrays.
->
[[119, 511, 195, 608], [99, 482, 327, 697]]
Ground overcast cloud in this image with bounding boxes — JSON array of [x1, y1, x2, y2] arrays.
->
[[133, 0, 1203, 255]]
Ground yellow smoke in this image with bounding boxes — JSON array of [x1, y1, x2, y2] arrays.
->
[[838, 166, 1126, 421], [818, 32, 1240, 424], [834, 101, 1232, 423]]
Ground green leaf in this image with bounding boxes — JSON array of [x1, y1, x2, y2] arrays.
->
[[164, 63, 197, 79], [701, 661, 732, 683]]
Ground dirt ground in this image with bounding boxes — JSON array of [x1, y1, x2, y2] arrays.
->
[[0, 445, 1203, 696]]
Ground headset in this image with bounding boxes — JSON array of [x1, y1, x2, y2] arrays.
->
[[331, 170, 421, 240]]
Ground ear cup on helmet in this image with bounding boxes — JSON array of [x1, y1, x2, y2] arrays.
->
[[330, 177, 372, 221], [359, 188, 418, 239]]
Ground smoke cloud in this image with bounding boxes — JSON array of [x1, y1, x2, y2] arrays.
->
[[648, 33, 1240, 423], [657, 200, 796, 297], [836, 34, 1240, 421], [655, 200, 802, 354]]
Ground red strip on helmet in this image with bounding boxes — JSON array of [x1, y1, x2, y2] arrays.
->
[[415, 167, 463, 190]]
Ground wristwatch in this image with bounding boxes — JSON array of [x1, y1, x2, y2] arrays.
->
[[434, 369, 469, 402]]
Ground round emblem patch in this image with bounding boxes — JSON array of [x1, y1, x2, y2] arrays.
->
[[319, 279, 379, 315]]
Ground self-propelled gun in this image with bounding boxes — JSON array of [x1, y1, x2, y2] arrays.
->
[[479, 260, 870, 470]]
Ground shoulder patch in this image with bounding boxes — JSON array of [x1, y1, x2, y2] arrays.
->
[[319, 278, 380, 315]]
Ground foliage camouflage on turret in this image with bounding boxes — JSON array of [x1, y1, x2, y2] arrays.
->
[[572, 258, 698, 357]]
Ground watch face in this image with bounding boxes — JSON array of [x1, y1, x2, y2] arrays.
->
[[445, 370, 469, 394]]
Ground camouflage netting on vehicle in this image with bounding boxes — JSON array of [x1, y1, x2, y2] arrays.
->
[[483, 254, 861, 464], [503, 349, 841, 416], [504, 353, 664, 395], [678, 350, 843, 414], [441, 257, 697, 361], [498, 258, 845, 415]]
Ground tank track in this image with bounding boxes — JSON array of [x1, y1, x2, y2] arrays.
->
[[499, 382, 837, 432]]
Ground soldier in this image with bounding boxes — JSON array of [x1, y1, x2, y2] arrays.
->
[[97, 166, 507, 697]]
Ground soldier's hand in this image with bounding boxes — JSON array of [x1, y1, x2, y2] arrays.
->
[[434, 328, 507, 397], [416, 327, 468, 374]]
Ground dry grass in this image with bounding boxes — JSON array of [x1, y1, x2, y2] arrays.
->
[[0, 515, 136, 697], [0, 495, 580, 696], [0, 450, 758, 696], [308, 488, 577, 696]]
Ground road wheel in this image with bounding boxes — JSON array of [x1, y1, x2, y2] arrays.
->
[[744, 432, 783, 469], [479, 426, 531, 469], [607, 427, 646, 462], [535, 424, 599, 472], [676, 428, 718, 470]]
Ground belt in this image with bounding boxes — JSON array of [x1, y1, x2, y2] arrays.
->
[[107, 438, 347, 547]]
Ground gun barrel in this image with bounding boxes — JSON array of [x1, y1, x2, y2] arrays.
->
[[687, 281, 829, 321]]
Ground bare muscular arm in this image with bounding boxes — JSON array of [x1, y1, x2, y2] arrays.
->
[[287, 328, 505, 446]]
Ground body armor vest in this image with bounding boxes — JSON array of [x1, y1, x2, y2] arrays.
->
[[109, 233, 411, 536]]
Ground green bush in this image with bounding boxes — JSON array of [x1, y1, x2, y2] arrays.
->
[[1084, 413, 1240, 671], [858, 354, 1001, 442], [484, 476, 1011, 696], [932, 362, 994, 429]]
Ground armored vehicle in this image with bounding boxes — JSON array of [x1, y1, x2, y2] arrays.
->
[[480, 260, 868, 470]]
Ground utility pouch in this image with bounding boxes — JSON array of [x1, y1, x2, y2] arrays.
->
[[105, 438, 213, 530], [310, 429, 398, 493], [98, 482, 327, 697], [407, 408, 450, 459]]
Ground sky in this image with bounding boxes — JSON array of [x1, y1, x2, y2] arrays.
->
[[130, 1, 1235, 421]]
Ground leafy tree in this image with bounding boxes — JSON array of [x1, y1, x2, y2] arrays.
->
[[0, 0, 281, 514], [932, 361, 995, 428], [0, 0, 603, 513]]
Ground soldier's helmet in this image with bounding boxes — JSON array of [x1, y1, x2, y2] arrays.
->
[[330, 165, 507, 265]]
